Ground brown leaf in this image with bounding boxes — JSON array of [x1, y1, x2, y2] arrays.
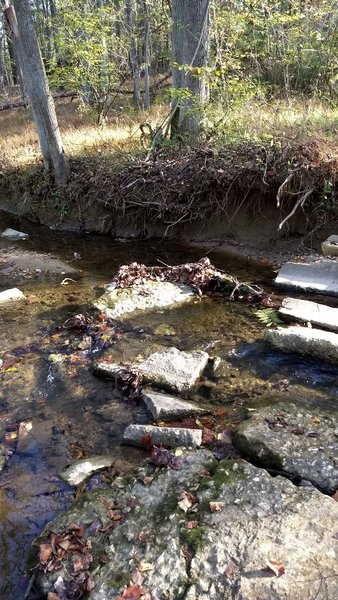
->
[[266, 558, 285, 577], [86, 575, 96, 591], [99, 553, 110, 564], [118, 584, 144, 600], [224, 560, 239, 580], [198, 469, 210, 478], [67, 523, 85, 538], [209, 501, 224, 512], [132, 568, 144, 586], [72, 553, 92, 573], [137, 531, 150, 543], [140, 432, 153, 449], [39, 543, 53, 563], [214, 408, 227, 417], [184, 520, 199, 529], [47, 593, 60, 600], [178, 490, 197, 513], [181, 547, 193, 565], [332, 490, 338, 501]]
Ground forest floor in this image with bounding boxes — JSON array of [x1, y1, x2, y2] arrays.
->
[[0, 94, 337, 245]]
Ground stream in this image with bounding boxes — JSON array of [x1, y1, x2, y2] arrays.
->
[[1, 216, 338, 599]]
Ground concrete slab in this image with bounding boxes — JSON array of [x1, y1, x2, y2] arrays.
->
[[322, 235, 338, 256], [137, 347, 209, 393], [123, 424, 203, 448], [265, 325, 338, 364], [60, 455, 115, 486], [275, 260, 338, 296], [142, 388, 208, 421], [279, 297, 338, 332]]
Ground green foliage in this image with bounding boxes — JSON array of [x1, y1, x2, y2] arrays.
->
[[255, 308, 283, 328]]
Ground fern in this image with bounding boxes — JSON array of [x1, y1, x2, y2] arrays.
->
[[255, 308, 283, 327]]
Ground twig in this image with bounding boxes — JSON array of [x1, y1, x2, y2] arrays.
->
[[278, 188, 314, 231]]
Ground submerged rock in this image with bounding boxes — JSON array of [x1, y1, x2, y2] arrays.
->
[[0, 287, 25, 303], [137, 347, 209, 393], [31, 450, 338, 600], [142, 388, 208, 421], [275, 259, 338, 296], [60, 455, 115, 486], [265, 325, 338, 364], [94, 280, 195, 319], [1, 227, 29, 240], [279, 297, 338, 332], [233, 401, 338, 492], [123, 424, 203, 448]]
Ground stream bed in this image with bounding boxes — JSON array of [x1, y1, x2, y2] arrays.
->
[[1, 217, 338, 599]]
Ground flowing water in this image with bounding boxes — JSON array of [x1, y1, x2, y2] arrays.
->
[[0, 216, 338, 598]]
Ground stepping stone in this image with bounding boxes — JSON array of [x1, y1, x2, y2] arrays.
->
[[1, 228, 29, 240], [123, 424, 202, 448], [279, 297, 338, 332], [94, 280, 194, 319], [322, 235, 338, 256], [93, 361, 129, 381], [137, 347, 209, 393], [265, 325, 338, 364], [0, 288, 25, 303], [275, 260, 338, 296], [60, 455, 115, 486], [142, 388, 208, 421]]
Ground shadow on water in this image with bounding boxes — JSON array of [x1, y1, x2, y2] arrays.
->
[[0, 218, 337, 598]]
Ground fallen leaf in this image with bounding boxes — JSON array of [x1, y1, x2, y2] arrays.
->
[[140, 432, 153, 448], [39, 543, 53, 563], [118, 583, 144, 600], [137, 531, 150, 542], [224, 560, 239, 580], [209, 501, 224, 512], [99, 553, 110, 564], [47, 593, 60, 600], [67, 523, 85, 538], [178, 490, 197, 513], [138, 562, 155, 572], [132, 568, 144, 586], [181, 547, 193, 565], [266, 558, 285, 577], [86, 575, 95, 591], [184, 520, 199, 529], [214, 408, 227, 417], [311, 417, 321, 424]]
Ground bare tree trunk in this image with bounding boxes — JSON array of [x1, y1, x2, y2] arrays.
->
[[6, 1, 69, 185], [143, 0, 151, 110], [171, 0, 210, 135], [0, 16, 5, 89], [125, 0, 141, 106]]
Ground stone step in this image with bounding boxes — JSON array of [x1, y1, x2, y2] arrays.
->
[[265, 325, 338, 364], [142, 388, 208, 421], [274, 260, 338, 296], [123, 424, 202, 448], [279, 297, 338, 332]]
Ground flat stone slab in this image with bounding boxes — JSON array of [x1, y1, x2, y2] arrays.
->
[[137, 347, 209, 393], [123, 424, 203, 448], [32, 451, 338, 600], [265, 325, 338, 364], [322, 235, 338, 256], [94, 280, 194, 320], [275, 260, 338, 296], [0, 287, 25, 303], [142, 388, 208, 421], [233, 401, 338, 493], [60, 455, 115, 486], [279, 297, 338, 332], [1, 227, 29, 240]]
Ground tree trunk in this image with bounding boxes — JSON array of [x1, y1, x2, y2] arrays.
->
[[125, 0, 142, 106], [171, 0, 210, 135], [143, 0, 151, 111], [7, 1, 69, 185]]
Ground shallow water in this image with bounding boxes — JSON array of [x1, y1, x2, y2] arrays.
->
[[0, 217, 337, 598]]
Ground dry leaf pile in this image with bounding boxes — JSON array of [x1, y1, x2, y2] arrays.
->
[[38, 523, 95, 600]]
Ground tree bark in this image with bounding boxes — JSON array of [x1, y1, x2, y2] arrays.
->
[[7, 1, 69, 185], [142, 0, 151, 110], [125, 0, 142, 106], [171, 0, 210, 135]]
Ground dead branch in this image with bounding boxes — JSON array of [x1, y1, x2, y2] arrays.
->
[[278, 188, 315, 231]]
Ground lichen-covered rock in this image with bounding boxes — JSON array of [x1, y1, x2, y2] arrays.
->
[[31, 451, 338, 600], [94, 280, 194, 319], [137, 347, 209, 393], [233, 401, 338, 492]]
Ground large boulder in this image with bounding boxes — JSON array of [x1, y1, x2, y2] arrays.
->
[[31, 450, 338, 600], [137, 347, 209, 393], [233, 401, 338, 493], [265, 325, 338, 364], [94, 280, 194, 320]]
